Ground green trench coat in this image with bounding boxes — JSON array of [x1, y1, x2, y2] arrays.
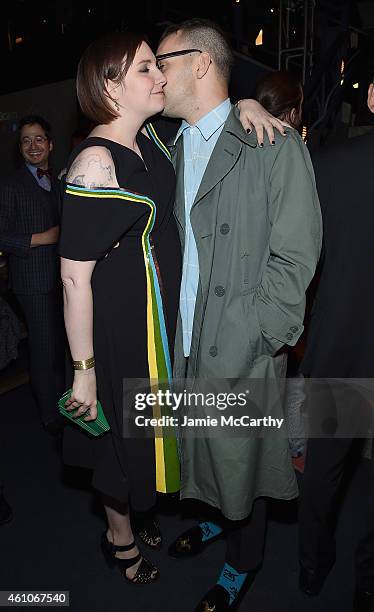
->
[[170, 107, 322, 520]]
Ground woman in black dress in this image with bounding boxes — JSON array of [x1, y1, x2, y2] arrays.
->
[[59, 32, 181, 584]]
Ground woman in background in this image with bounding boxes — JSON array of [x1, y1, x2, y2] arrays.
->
[[256, 70, 307, 464], [256, 70, 303, 131]]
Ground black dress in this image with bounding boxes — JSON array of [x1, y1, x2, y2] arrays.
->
[[59, 125, 181, 511]]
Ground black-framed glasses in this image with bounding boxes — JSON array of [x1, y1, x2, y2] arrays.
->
[[156, 49, 202, 63]]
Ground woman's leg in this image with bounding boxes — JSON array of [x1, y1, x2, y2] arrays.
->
[[103, 496, 143, 580]]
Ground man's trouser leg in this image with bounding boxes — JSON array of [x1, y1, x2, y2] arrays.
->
[[16, 290, 65, 425], [225, 498, 267, 572], [355, 443, 374, 592], [299, 437, 355, 572]]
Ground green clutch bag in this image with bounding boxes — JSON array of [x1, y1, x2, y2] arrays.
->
[[58, 389, 110, 437]]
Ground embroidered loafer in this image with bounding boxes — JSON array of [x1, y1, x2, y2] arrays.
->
[[195, 585, 231, 612], [168, 525, 223, 558]]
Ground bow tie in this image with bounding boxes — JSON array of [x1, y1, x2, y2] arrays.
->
[[37, 167, 52, 179]]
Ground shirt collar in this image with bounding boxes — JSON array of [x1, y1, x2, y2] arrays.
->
[[26, 163, 39, 180], [174, 98, 232, 145]]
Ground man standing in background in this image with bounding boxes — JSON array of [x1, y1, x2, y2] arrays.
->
[[0, 116, 65, 434], [299, 84, 374, 612]]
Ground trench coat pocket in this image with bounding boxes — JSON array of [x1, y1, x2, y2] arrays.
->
[[246, 291, 283, 357], [247, 290, 301, 357]]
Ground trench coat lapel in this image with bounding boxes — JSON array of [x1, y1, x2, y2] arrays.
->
[[186, 133, 241, 313], [192, 132, 242, 209], [169, 107, 256, 230]]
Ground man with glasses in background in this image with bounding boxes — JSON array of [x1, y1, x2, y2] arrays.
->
[[0, 116, 65, 435]]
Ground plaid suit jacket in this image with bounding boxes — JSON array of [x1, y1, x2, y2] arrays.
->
[[0, 164, 61, 294]]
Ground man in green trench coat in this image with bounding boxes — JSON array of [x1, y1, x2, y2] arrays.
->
[[157, 19, 322, 611]]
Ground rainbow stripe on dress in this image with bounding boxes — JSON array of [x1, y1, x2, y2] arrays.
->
[[65, 150, 180, 493], [145, 122, 172, 160]]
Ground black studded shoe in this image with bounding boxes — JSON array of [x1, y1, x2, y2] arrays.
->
[[133, 515, 162, 549], [101, 532, 159, 584]]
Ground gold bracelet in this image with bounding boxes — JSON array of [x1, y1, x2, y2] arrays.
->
[[73, 356, 95, 371]]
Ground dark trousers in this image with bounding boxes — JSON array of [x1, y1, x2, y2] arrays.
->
[[201, 497, 267, 573], [299, 437, 374, 588], [356, 448, 374, 592], [299, 378, 373, 580], [299, 437, 356, 571], [225, 498, 267, 573], [16, 290, 66, 425]]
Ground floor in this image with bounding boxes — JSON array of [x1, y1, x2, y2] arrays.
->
[[0, 383, 370, 612]]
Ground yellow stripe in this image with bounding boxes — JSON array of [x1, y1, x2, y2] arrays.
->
[[148, 123, 171, 159], [153, 400, 166, 492], [66, 189, 149, 204], [140, 202, 167, 493]]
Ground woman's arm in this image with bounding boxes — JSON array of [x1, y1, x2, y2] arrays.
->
[[60, 145, 118, 421], [61, 258, 97, 420]]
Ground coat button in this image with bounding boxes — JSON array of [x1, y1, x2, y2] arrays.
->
[[290, 325, 299, 333], [286, 332, 293, 341], [209, 346, 218, 357], [214, 285, 225, 297], [220, 223, 230, 235]]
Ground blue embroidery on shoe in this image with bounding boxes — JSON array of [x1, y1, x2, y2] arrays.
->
[[199, 521, 223, 542], [217, 562, 248, 605]]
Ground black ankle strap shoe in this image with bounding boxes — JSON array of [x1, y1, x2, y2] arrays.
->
[[101, 532, 159, 584]]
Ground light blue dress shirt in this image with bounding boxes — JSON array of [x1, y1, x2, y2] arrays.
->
[[174, 98, 232, 357], [26, 163, 51, 191]]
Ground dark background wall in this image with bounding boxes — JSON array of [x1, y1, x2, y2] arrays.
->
[[0, 80, 77, 178]]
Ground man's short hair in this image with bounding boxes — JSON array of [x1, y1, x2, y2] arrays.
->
[[77, 31, 146, 125], [18, 115, 51, 141], [160, 18, 234, 83]]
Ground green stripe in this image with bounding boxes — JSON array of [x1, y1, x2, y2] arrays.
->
[[146, 123, 172, 160], [150, 276, 180, 491], [143, 203, 180, 492]]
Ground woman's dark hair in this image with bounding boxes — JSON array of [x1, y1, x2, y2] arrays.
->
[[77, 31, 146, 125], [18, 115, 51, 141], [255, 71, 303, 128]]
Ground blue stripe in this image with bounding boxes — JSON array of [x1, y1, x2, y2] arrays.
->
[[145, 124, 171, 160], [65, 184, 155, 204], [148, 249, 172, 381]]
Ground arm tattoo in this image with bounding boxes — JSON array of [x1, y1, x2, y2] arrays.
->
[[71, 175, 85, 186], [67, 152, 115, 188]]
